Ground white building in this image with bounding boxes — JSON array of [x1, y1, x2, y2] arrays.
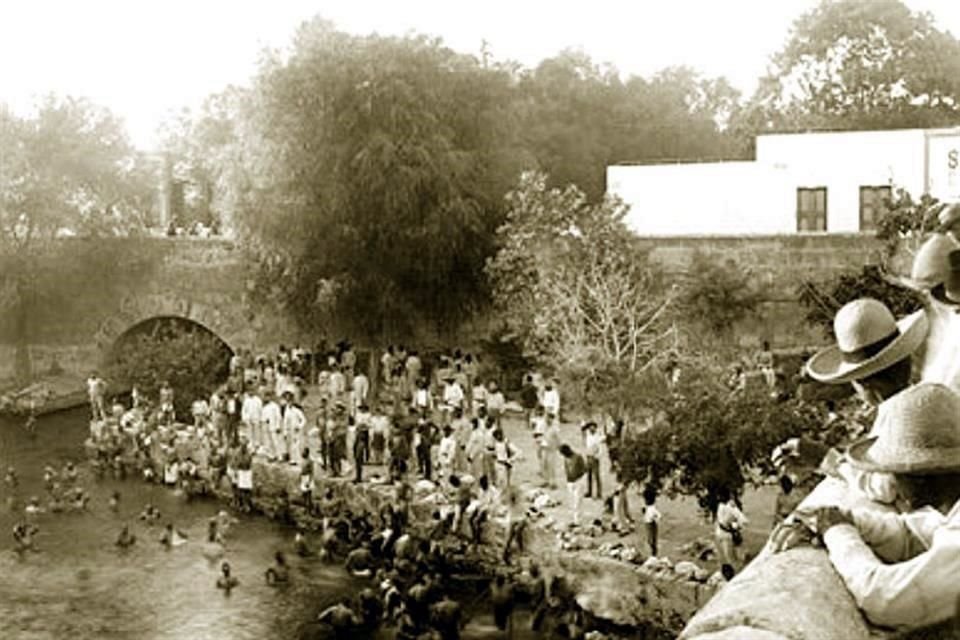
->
[[607, 127, 960, 236]]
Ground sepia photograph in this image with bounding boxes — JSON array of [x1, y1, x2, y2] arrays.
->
[[3, 1, 960, 638]]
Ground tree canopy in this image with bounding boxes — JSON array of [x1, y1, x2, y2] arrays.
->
[[747, 0, 960, 134]]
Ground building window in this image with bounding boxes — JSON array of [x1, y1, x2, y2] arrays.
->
[[797, 187, 827, 232], [859, 186, 892, 232]]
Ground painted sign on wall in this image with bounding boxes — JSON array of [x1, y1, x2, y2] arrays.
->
[[927, 130, 960, 201]]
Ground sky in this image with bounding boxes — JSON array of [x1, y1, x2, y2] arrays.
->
[[2, 0, 960, 150]]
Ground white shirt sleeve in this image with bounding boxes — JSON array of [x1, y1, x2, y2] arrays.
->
[[824, 522, 960, 629]]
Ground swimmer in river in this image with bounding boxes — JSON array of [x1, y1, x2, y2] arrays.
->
[[201, 519, 226, 563], [159, 523, 188, 548], [108, 491, 120, 512], [13, 521, 39, 555], [294, 530, 313, 557], [23, 412, 36, 437], [490, 573, 517, 635], [216, 561, 239, 594], [265, 550, 290, 585], [116, 524, 137, 549], [70, 488, 89, 512], [344, 542, 374, 577], [25, 496, 45, 516], [4, 467, 18, 490], [139, 503, 161, 523], [62, 461, 78, 485], [316, 597, 360, 639]]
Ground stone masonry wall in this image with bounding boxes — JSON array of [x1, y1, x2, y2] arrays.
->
[[634, 233, 886, 348]]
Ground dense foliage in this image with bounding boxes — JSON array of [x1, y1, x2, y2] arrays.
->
[[619, 381, 824, 515], [108, 318, 232, 417]]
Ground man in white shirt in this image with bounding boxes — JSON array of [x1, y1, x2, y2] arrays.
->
[[261, 391, 283, 462], [352, 371, 370, 415], [583, 422, 605, 499], [542, 382, 560, 419], [808, 383, 960, 630], [282, 392, 306, 466], [442, 377, 464, 424], [241, 387, 263, 451]]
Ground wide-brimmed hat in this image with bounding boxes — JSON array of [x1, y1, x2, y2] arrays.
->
[[895, 233, 959, 292], [847, 382, 960, 474], [930, 248, 960, 305], [938, 202, 960, 229], [806, 298, 927, 384]]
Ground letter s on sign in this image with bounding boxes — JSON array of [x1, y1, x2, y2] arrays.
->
[[949, 149, 959, 170]]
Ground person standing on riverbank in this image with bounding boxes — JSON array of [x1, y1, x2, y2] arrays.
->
[[283, 392, 306, 467], [560, 444, 587, 527], [86, 372, 107, 421], [241, 386, 263, 453], [583, 422, 604, 500], [261, 391, 282, 462]]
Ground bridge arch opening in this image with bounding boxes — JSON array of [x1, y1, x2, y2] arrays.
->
[[106, 316, 234, 417]]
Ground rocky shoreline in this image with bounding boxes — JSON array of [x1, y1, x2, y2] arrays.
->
[[85, 429, 721, 638]]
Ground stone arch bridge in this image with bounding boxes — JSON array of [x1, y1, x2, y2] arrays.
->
[[0, 238, 303, 381]]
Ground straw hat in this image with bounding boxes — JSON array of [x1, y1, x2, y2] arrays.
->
[[847, 383, 960, 475], [806, 298, 927, 384], [930, 248, 960, 305], [938, 202, 960, 230], [895, 233, 959, 292]]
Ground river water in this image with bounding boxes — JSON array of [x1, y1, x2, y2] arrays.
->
[[0, 409, 529, 640]]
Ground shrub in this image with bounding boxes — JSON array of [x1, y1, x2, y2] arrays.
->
[[108, 317, 232, 417]]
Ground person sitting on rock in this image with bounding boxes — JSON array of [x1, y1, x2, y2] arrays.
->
[[806, 383, 960, 630]]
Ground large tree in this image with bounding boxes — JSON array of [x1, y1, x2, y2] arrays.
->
[[486, 171, 678, 416], [748, 0, 960, 134], [0, 96, 153, 380], [235, 20, 528, 347], [516, 52, 743, 201]]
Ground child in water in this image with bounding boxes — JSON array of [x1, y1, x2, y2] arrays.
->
[[108, 491, 120, 513], [217, 561, 239, 593]]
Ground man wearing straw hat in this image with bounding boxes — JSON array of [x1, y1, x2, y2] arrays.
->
[[801, 298, 928, 504], [806, 383, 960, 630]]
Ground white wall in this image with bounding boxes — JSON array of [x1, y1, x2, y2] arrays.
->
[[609, 128, 933, 236], [757, 129, 926, 232], [608, 162, 796, 236]]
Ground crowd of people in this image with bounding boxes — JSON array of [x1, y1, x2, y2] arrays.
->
[[72, 341, 639, 638]]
